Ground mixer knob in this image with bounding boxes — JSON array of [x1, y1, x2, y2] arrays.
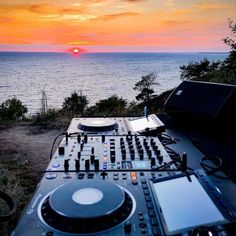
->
[[151, 157, 156, 167], [58, 146, 65, 155], [102, 135, 105, 143], [110, 154, 116, 163], [80, 142, 84, 151], [64, 159, 70, 172], [94, 159, 99, 171], [147, 150, 152, 159], [77, 151, 81, 159], [90, 154, 95, 165], [158, 155, 163, 164], [85, 159, 90, 171], [91, 147, 94, 154], [131, 153, 135, 160], [155, 149, 161, 156], [138, 149, 144, 155], [84, 134, 88, 143], [77, 134, 81, 143], [75, 159, 80, 172], [139, 153, 144, 160]]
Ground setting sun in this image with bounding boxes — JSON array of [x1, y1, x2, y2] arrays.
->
[[73, 48, 80, 54]]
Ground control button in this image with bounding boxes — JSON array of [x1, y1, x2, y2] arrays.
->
[[142, 184, 148, 189], [124, 221, 132, 233], [63, 173, 72, 179], [52, 163, 60, 168], [139, 215, 144, 221], [139, 223, 147, 228], [138, 211, 143, 216], [101, 171, 107, 180], [113, 176, 119, 181], [152, 227, 161, 236], [45, 173, 57, 179], [78, 173, 85, 179], [87, 172, 94, 179], [113, 173, 119, 176], [146, 202, 154, 209], [46, 232, 53, 236], [141, 179, 147, 184], [132, 181, 138, 185], [141, 229, 147, 234], [145, 196, 151, 202], [143, 190, 150, 195], [148, 210, 156, 217], [151, 218, 158, 226]]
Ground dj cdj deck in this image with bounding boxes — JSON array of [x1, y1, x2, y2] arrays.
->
[[11, 115, 236, 236]]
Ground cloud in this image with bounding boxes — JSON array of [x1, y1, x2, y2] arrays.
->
[[121, 0, 146, 2], [96, 12, 140, 21], [194, 2, 230, 11]]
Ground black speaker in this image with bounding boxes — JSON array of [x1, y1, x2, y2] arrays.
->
[[165, 81, 236, 124]]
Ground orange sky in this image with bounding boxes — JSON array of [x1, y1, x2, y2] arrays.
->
[[0, 0, 236, 52]]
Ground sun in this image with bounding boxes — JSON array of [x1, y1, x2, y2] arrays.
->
[[72, 48, 80, 54]]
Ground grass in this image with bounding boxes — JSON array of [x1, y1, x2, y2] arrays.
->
[[0, 155, 40, 236]]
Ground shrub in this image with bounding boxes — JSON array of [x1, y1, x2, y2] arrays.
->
[[0, 97, 28, 122], [62, 91, 89, 117]]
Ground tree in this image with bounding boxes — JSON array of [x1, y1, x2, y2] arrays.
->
[[133, 73, 158, 104], [180, 19, 236, 85], [62, 91, 89, 116], [0, 97, 28, 122]]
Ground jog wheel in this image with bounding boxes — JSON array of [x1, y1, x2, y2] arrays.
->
[[40, 180, 135, 234], [78, 118, 118, 132]]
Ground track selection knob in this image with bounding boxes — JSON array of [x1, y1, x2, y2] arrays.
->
[[85, 159, 90, 171], [64, 159, 69, 172], [94, 159, 99, 171], [75, 159, 80, 172]]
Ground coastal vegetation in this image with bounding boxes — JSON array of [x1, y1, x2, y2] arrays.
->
[[180, 19, 236, 85]]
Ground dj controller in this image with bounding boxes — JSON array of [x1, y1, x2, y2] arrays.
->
[[11, 116, 236, 236]]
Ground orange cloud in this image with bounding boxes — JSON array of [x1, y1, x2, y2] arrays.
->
[[95, 12, 141, 21]]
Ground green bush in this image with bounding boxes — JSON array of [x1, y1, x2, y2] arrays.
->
[[90, 95, 127, 116], [62, 91, 89, 117], [0, 97, 28, 122]]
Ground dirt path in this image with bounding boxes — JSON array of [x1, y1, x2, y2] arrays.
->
[[0, 123, 63, 235], [0, 124, 63, 173]]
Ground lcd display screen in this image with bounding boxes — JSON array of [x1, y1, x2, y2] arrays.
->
[[129, 117, 157, 132], [153, 175, 226, 235]]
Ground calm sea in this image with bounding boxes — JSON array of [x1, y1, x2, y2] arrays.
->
[[0, 52, 227, 114]]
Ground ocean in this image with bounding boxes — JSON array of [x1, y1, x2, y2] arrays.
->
[[0, 52, 227, 114]]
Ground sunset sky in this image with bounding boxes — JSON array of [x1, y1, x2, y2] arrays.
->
[[0, 0, 236, 52]]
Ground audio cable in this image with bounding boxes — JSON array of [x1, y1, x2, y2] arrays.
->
[[0, 191, 17, 222]]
